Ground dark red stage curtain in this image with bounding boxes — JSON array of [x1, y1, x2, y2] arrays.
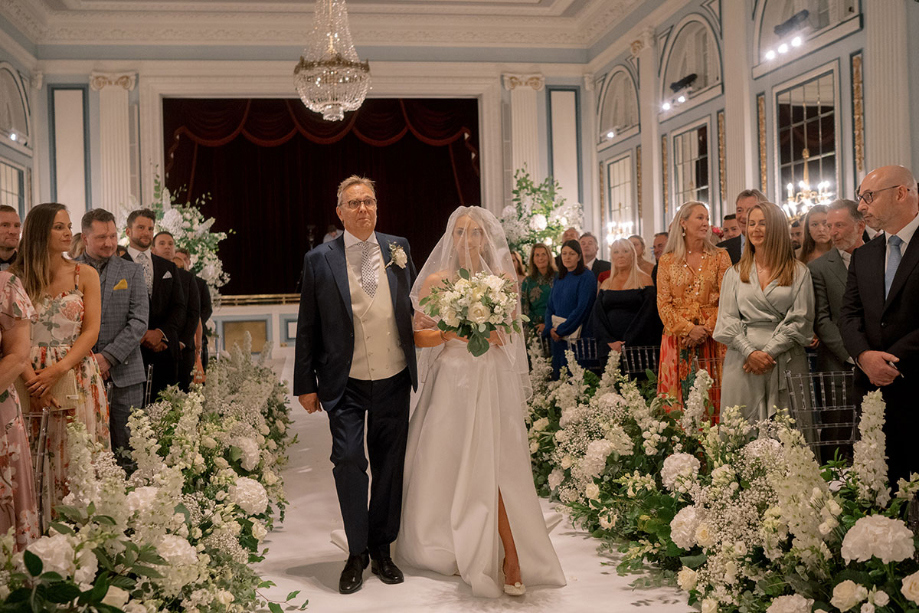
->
[[163, 98, 480, 295]]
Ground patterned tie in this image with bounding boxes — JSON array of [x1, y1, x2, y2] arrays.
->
[[360, 241, 377, 298], [137, 251, 154, 296], [885, 235, 903, 298]]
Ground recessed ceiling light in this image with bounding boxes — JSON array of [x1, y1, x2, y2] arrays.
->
[[677, 95, 686, 103]]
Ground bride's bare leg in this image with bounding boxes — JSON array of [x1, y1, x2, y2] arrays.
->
[[498, 491, 521, 584]]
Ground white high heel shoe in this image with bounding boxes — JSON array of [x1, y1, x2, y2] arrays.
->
[[504, 582, 526, 596]]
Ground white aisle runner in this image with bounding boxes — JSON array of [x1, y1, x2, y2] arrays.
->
[[256, 380, 691, 612]]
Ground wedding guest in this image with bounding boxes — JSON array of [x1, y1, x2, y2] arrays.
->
[[652, 232, 668, 263], [68, 233, 84, 259], [511, 251, 527, 286], [628, 235, 655, 276], [12, 203, 110, 519], [579, 232, 610, 279], [554, 227, 580, 271], [714, 201, 814, 423], [0, 206, 21, 271], [657, 202, 732, 412], [116, 245, 127, 258], [721, 214, 740, 241], [152, 231, 200, 392], [809, 200, 864, 373], [521, 243, 556, 339], [840, 165, 919, 485], [720, 189, 767, 264], [798, 204, 832, 264], [590, 238, 660, 363], [0, 271, 39, 550], [177, 247, 212, 372], [123, 209, 186, 402], [543, 239, 596, 379], [789, 218, 805, 251], [76, 208, 148, 464], [323, 224, 342, 243]]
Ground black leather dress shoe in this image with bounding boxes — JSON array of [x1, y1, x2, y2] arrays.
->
[[371, 556, 404, 584], [339, 552, 369, 594]]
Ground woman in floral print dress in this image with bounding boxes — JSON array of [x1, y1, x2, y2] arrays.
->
[[11, 203, 108, 519], [0, 271, 40, 549]]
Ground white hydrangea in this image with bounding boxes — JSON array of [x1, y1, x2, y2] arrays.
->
[[26, 534, 74, 578], [126, 486, 159, 515], [670, 506, 701, 550], [229, 477, 269, 516], [766, 594, 813, 613], [841, 514, 915, 564], [158, 534, 199, 567], [547, 469, 565, 491], [661, 453, 701, 494], [233, 437, 261, 472]]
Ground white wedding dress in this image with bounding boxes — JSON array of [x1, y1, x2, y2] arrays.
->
[[398, 338, 566, 597]]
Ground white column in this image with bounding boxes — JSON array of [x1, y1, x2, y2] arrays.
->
[[90, 72, 136, 214], [632, 28, 663, 237], [30, 71, 43, 208], [583, 73, 601, 234], [721, 0, 756, 204], [863, 1, 911, 170], [502, 74, 544, 179]]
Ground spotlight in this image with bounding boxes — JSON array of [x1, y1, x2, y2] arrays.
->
[[669, 73, 698, 94], [765, 50, 777, 61], [778, 43, 789, 54], [791, 36, 803, 47], [606, 131, 615, 139], [9, 133, 16, 142], [662, 102, 671, 111], [774, 10, 810, 39], [677, 95, 686, 104]]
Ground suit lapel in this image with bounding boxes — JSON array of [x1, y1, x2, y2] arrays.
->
[[825, 250, 848, 288], [325, 237, 353, 321], [377, 233, 401, 313], [884, 235, 919, 312], [101, 258, 115, 318]]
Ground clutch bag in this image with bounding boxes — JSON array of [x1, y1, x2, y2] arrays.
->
[[551, 315, 582, 340], [16, 368, 80, 412]]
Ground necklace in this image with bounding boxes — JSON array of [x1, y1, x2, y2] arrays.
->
[[682, 250, 707, 298]]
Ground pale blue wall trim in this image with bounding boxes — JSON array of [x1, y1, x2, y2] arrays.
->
[[47, 84, 92, 209], [0, 15, 37, 57], [280, 314, 299, 344], [546, 86, 583, 204]]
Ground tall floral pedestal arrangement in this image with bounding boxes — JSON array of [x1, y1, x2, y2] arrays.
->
[[500, 168, 584, 259]]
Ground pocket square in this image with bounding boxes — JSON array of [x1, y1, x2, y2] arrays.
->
[[162, 271, 173, 279], [113, 278, 128, 291]]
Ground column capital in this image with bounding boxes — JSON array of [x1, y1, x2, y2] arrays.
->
[[630, 26, 656, 58], [30, 71, 43, 90], [90, 71, 137, 92], [502, 73, 545, 92], [582, 73, 595, 92]]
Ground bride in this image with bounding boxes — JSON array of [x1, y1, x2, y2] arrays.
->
[[399, 206, 566, 598]]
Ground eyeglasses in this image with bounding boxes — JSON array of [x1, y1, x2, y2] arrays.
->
[[857, 185, 900, 205], [341, 198, 377, 210]]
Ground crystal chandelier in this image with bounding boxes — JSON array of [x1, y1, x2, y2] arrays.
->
[[294, 0, 371, 122], [782, 148, 835, 218]]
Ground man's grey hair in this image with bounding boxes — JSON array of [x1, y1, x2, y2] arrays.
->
[[735, 189, 767, 204], [579, 232, 598, 243], [828, 198, 864, 222], [336, 175, 376, 207]]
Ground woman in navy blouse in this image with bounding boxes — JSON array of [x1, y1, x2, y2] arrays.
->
[[543, 239, 597, 378]]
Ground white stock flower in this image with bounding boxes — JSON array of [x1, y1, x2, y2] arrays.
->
[[902, 571, 919, 604], [841, 515, 915, 564], [851, 391, 891, 507], [670, 506, 700, 550], [229, 477, 269, 516], [831, 580, 869, 612], [766, 595, 814, 613]]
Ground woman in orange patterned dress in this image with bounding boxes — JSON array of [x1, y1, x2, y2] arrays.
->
[[656, 201, 732, 419], [12, 203, 108, 520]]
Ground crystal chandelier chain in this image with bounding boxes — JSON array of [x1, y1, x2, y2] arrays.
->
[[294, 0, 371, 122]]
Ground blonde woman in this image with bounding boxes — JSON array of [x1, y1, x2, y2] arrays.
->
[[713, 201, 814, 422], [589, 238, 660, 362], [628, 234, 656, 277], [656, 202, 732, 413]]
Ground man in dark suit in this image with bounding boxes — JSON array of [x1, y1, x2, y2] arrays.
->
[[177, 247, 213, 371], [0, 205, 20, 271], [295, 176, 417, 594], [579, 232, 610, 279], [839, 165, 919, 485], [153, 231, 201, 391], [123, 209, 186, 403], [77, 208, 149, 463], [718, 189, 767, 264]]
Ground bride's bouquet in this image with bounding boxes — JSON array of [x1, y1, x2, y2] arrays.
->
[[420, 269, 528, 357]]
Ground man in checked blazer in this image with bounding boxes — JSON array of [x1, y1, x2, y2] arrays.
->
[[76, 208, 149, 463]]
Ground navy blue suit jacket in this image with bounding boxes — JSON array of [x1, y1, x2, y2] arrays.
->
[[294, 232, 418, 409]]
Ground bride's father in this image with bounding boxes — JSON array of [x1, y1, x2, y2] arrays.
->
[[295, 176, 418, 594]]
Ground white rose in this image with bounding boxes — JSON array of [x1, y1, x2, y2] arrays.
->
[[441, 307, 460, 328], [766, 594, 814, 613], [560, 455, 573, 469], [532, 417, 549, 432], [201, 436, 217, 449], [263, 470, 279, 486], [861, 604, 875, 613], [701, 598, 718, 613], [841, 515, 915, 564], [902, 571, 919, 604], [831, 580, 869, 612], [599, 513, 616, 530], [216, 590, 235, 606], [215, 457, 229, 469], [259, 424, 270, 435], [102, 586, 130, 608], [529, 440, 538, 454], [252, 520, 268, 541], [676, 567, 697, 592], [584, 483, 600, 500], [872, 590, 889, 606], [694, 522, 715, 548], [468, 303, 490, 325]]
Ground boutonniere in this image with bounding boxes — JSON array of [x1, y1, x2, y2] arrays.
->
[[386, 243, 408, 269]]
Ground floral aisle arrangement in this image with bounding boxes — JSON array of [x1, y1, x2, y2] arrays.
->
[[420, 269, 527, 357], [0, 338, 297, 612], [526, 349, 919, 613], [500, 168, 584, 258], [150, 177, 230, 301]]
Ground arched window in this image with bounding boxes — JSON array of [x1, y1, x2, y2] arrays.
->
[[662, 19, 720, 100], [757, 0, 858, 63], [0, 64, 30, 149], [598, 68, 638, 141]]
